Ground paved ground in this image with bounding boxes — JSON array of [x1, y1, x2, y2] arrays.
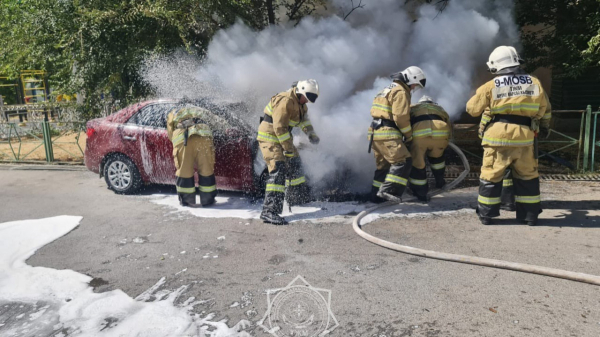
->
[[1, 166, 600, 336]]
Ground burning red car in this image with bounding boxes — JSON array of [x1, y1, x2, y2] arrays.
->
[[84, 99, 267, 195]]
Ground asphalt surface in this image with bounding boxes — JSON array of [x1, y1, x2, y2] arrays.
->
[[1, 166, 600, 336]]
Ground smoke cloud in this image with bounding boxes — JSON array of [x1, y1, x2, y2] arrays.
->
[[144, 0, 519, 192]]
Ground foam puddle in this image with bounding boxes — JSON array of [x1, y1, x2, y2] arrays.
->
[[360, 191, 478, 225], [0, 216, 251, 337], [148, 191, 477, 224], [149, 193, 371, 222]]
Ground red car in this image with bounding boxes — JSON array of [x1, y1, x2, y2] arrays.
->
[[84, 99, 267, 195]]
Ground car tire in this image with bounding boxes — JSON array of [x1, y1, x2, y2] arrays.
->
[[103, 154, 143, 194]]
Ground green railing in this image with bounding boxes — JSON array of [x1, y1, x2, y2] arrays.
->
[[1, 103, 86, 163], [589, 106, 600, 172], [0, 122, 46, 161], [453, 107, 598, 172], [0, 121, 85, 163]]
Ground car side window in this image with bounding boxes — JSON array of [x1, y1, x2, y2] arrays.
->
[[128, 104, 176, 129]]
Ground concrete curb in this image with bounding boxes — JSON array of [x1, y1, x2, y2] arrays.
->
[[0, 163, 87, 172]]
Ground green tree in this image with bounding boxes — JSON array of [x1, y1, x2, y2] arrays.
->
[[516, 0, 600, 76], [0, 0, 258, 117], [0, 0, 327, 118]]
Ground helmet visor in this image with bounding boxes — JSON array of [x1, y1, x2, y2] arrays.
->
[[419, 78, 426, 88], [305, 92, 318, 103]]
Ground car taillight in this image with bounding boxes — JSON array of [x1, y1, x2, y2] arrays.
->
[[86, 127, 96, 138]]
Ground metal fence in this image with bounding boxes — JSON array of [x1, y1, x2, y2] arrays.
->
[[0, 103, 86, 163], [1, 102, 600, 171], [442, 106, 600, 173]]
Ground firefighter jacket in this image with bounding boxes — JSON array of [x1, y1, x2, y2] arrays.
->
[[478, 94, 551, 139], [167, 106, 214, 147], [368, 81, 413, 141], [257, 88, 317, 154], [467, 73, 549, 147], [410, 102, 451, 140]]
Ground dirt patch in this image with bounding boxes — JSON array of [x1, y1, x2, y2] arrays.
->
[[0, 132, 86, 162]]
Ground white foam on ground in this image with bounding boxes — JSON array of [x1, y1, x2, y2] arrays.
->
[[0, 216, 251, 336], [361, 191, 477, 225], [148, 191, 477, 224], [149, 193, 370, 222]]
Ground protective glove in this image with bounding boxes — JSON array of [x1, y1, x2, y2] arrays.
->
[[539, 127, 551, 139], [283, 150, 295, 158], [308, 132, 320, 145]]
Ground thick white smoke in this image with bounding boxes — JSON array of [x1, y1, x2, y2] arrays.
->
[[144, 0, 519, 192]]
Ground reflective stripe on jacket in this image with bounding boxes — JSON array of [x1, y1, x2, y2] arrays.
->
[[167, 106, 213, 147], [409, 103, 451, 140], [368, 81, 412, 141], [467, 73, 549, 147], [256, 88, 317, 152]]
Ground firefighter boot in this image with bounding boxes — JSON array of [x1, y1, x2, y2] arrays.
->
[[370, 169, 388, 203], [513, 177, 542, 225], [178, 193, 196, 207], [285, 157, 311, 206], [260, 211, 288, 225], [500, 170, 515, 211], [377, 158, 412, 203], [198, 174, 217, 207], [476, 208, 493, 225], [477, 179, 502, 225], [176, 176, 197, 207], [261, 161, 288, 225], [409, 166, 429, 202], [429, 155, 447, 189]]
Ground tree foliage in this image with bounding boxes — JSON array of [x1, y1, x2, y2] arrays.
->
[[516, 0, 600, 76], [0, 0, 262, 116], [0, 0, 326, 117]]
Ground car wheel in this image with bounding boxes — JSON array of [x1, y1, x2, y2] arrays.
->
[[103, 154, 142, 194]]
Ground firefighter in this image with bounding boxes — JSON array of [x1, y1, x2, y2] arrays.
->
[[369, 66, 426, 203], [167, 105, 218, 207], [407, 95, 451, 201], [479, 109, 516, 212], [257, 79, 321, 225], [467, 46, 551, 226]]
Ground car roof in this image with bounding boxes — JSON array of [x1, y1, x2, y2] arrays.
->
[[139, 98, 253, 134]]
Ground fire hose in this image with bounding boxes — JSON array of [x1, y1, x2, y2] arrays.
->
[[352, 142, 600, 286]]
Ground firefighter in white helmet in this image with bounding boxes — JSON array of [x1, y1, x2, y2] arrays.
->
[[257, 79, 320, 225], [467, 46, 551, 226], [368, 66, 426, 203], [407, 95, 451, 201]]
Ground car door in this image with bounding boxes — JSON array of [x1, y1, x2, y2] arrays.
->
[[140, 104, 177, 185], [117, 110, 146, 177], [127, 103, 177, 185]]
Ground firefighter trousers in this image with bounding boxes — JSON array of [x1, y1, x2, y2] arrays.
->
[[259, 140, 310, 215], [173, 135, 217, 206], [408, 136, 448, 198], [478, 146, 540, 221], [371, 138, 412, 202], [501, 169, 515, 209]]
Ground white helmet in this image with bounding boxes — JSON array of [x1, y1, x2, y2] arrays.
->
[[508, 46, 525, 64], [296, 79, 319, 103], [487, 46, 522, 74], [418, 95, 434, 103], [399, 66, 426, 88]]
